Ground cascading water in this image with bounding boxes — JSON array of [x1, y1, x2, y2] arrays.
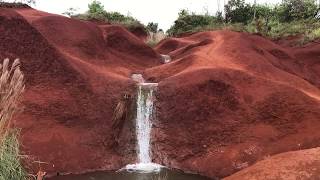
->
[[123, 74, 163, 173], [136, 83, 157, 163], [54, 74, 211, 180], [160, 54, 171, 63]]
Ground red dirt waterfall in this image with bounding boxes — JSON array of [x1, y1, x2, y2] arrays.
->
[[124, 75, 162, 172]]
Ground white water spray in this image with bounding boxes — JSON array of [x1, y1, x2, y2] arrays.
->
[[160, 54, 171, 63], [136, 83, 157, 163], [123, 75, 163, 173]]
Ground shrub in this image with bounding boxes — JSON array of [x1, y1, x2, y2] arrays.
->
[[254, 4, 274, 19], [167, 9, 220, 36], [146, 22, 159, 33], [85, 0, 138, 24], [275, 0, 318, 22], [301, 21, 320, 43], [0, 2, 31, 8], [225, 0, 253, 23], [307, 27, 320, 40], [71, 1, 148, 35], [0, 130, 27, 180], [0, 0, 36, 5], [88, 0, 105, 15], [266, 19, 309, 39]]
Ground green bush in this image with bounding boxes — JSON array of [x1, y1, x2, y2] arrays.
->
[[71, 1, 147, 34], [255, 4, 273, 18], [301, 20, 320, 43], [225, 0, 253, 23], [0, 130, 27, 180], [146, 22, 158, 33], [88, 0, 105, 15], [275, 0, 318, 22], [167, 9, 221, 36], [308, 27, 320, 39]]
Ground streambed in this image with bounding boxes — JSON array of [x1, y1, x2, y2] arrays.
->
[[49, 168, 212, 180]]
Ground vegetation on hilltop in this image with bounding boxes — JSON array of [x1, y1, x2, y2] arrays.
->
[[167, 0, 320, 44], [65, 1, 168, 46], [0, 0, 35, 8], [145, 22, 166, 47], [66, 0, 147, 34]]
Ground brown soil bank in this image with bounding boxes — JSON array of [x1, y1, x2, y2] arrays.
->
[[1, 7, 320, 179], [146, 31, 320, 179], [224, 147, 320, 180]]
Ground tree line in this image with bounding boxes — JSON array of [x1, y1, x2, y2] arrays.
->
[[167, 0, 320, 37]]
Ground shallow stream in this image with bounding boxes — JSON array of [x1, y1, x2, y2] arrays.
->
[[49, 168, 212, 180]]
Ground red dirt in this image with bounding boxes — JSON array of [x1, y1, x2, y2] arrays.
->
[[0, 7, 160, 176], [1, 7, 320, 179], [224, 147, 320, 180], [146, 31, 320, 178]]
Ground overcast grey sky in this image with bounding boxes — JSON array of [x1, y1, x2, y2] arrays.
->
[[30, 0, 282, 30]]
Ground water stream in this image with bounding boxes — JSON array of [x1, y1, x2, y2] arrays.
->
[[50, 169, 212, 180], [136, 83, 157, 163], [125, 75, 162, 172], [160, 54, 171, 63], [49, 74, 211, 180]]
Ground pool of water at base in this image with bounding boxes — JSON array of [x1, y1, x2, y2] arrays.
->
[[49, 168, 213, 180]]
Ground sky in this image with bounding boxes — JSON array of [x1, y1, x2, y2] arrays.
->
[[29, 0, 282, 31]]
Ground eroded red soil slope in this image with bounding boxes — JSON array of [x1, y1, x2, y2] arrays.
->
[[0, 7, 160, 175], [1, 7, 320, 179], [224, 147, 320, 180], [147, 31, 320, 179]]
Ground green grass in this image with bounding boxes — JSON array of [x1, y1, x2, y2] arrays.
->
[[0, 130, 28, 180], [167, 15, 320, 46], [301, 26, 320, 44], [0, 58, 28, 180]]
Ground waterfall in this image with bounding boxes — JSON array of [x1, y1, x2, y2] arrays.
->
[[160, 54, 171, 63], [123, 75, 163, 173], [136, 83, 157, 163]]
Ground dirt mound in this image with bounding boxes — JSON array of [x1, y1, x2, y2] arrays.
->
[[0, 8, 161, 175], [16, 9, 160, 69], [224, 147, 320, 180], [147, 30, 320, 178]]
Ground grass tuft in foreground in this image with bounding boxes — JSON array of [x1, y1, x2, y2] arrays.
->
[[0, 58, 27, 180], [0, 130, 27, 180]]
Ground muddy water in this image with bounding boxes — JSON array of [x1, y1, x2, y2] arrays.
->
[[49, 169, 212, 180]]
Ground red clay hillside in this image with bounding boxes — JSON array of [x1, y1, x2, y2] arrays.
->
[[0, 5, 320, 180]]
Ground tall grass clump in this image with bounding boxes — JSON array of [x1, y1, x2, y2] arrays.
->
[[307, 27, 320, 41], [0, 58, 27, 180]]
